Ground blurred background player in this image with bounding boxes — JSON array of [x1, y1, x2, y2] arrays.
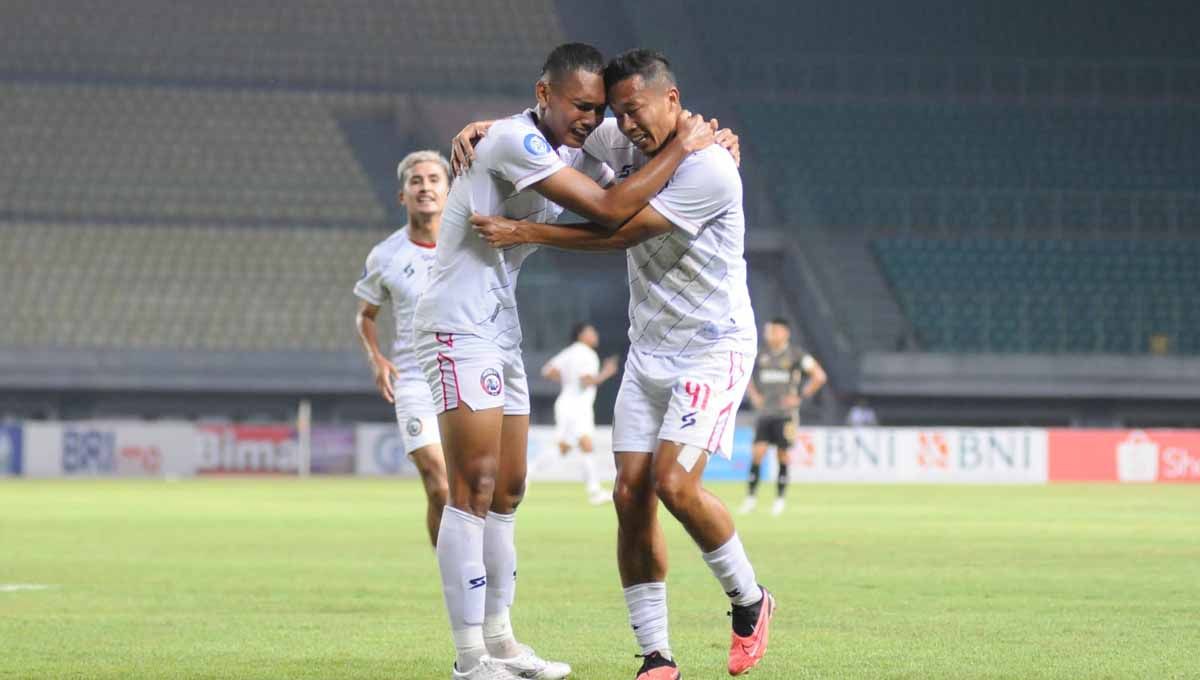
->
[[412, 43, 716, 680], [741, 317, 827, 517], [540, 322, 619, 504], [354, 151, 451, 547]]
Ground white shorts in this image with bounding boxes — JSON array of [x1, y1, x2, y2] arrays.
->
[[613, 348, 753, 459], [414, 331, 530, 416], [392, 376, 441, 457], [554, 396, 596, 444]]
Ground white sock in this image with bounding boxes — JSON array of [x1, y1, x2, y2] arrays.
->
[[483, 511, 519, 657], [624, 582, 670, 658], [701, 533, 761, 607], [437, 506, 487, 670], [581, 453, 601, 493]]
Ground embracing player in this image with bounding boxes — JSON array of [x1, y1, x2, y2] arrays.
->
[[468, 49, 773, 680], [541, 322, 619, 504], [354, 150, 451, 547], [741, 317, 826, 516], [411, 43, 721, 680]]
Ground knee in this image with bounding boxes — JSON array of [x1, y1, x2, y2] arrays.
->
[[654, 471, 696, 513], [426, 478, 449, 510], [613, 477, 653, 522], [493, 476, 526, 513]]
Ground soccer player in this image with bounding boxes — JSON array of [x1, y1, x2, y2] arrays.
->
[[469, 49, 774, 680], [740, 317, 827, 517], [410, 43, 718, 680], [541, 322, 619, 504], [354, 150, 451, 548]]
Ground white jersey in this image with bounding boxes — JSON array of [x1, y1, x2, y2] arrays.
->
[[412, 109, 614, 350], [583, 119, 757, 357], [354, 226, 438, 382], [548, 341, 601, 407]]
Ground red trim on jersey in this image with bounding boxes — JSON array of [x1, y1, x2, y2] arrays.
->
[[410, 238, 436, 249], [436, 332, 454, 347], [707, 402, 734, 453], [436, 353, 461, 411]]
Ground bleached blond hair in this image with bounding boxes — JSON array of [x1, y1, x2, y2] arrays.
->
[[396, 150, 450, 185]]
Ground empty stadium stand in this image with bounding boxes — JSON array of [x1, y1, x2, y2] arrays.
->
[[874, 238, 1200, 355], [0, 0, 565, 92]]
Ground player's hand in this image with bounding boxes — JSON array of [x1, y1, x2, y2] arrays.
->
[[450, 120, 495, 176], [783, 394, 803, 410], [674, 109, 715, 154], [471, 213, 526, 248], [371, 355, 401, 403], [601, 356, 619, 376], [712, 120, 742, 167]]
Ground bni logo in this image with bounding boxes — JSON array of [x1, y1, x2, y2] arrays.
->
[[792, 432, 817, 468], [916, 432, 950, 470]]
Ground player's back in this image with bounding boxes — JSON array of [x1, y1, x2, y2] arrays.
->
[[414, 111, 604, 350], [551, 341, 600, 406]]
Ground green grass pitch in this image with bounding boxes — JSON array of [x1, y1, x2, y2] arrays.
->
[[2, 479, 1198, 679]]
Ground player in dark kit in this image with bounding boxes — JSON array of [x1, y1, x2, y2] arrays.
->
[[741, 317, 826, 516]]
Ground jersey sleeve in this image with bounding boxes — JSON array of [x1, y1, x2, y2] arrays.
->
[[800, 354, 817, 372], [648, 148, 741, 237], [555, 152, 615, 224], [547, 346, 572, 372], [482, 125, 567, 192], [353, 247, 387, 306]]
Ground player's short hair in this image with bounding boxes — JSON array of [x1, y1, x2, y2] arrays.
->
[[571, 322, 594, 342], [603, 49, 677, 91], [540, 43, 605, 85], [768, 317, 791, 329], [396, 150, 450, 185]]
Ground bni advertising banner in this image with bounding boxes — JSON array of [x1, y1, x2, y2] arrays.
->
[[0, 424, 21, 476], [788, 428, 1049, 484]]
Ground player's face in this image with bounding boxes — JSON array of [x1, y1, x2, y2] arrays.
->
[[536, 70, 606, 148], [765, 322, 790, 348], [608, 75, 680, 156], [579, 325, 598, 347], [398, 161, 450, 216]]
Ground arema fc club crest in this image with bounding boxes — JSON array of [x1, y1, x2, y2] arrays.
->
[[405, 417, 423, 438], [523, 133, 550, 156], [480, 368, 503, 396]]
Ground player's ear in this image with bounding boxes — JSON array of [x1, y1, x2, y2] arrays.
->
[[535, 78, 551, 110]]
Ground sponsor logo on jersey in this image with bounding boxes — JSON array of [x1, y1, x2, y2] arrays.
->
[[405, 417, 423, 438], [523, 133, 551, 155], [681, 411, 698, 429], [480, 368, 503, 397]]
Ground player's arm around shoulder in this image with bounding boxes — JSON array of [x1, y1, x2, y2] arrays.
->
[[529, 110, 715, 228]]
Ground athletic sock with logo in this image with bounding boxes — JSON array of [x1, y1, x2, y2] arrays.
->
[[624, 582, 671, 659], [747, 463, 761, 496], [702, 533, 760, 609], [482, 511, 520, 659], [437, 506, 488, 671], [776, 463, 789, 498]]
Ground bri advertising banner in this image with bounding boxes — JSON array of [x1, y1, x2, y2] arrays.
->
[[0, 424, 21, 476]]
